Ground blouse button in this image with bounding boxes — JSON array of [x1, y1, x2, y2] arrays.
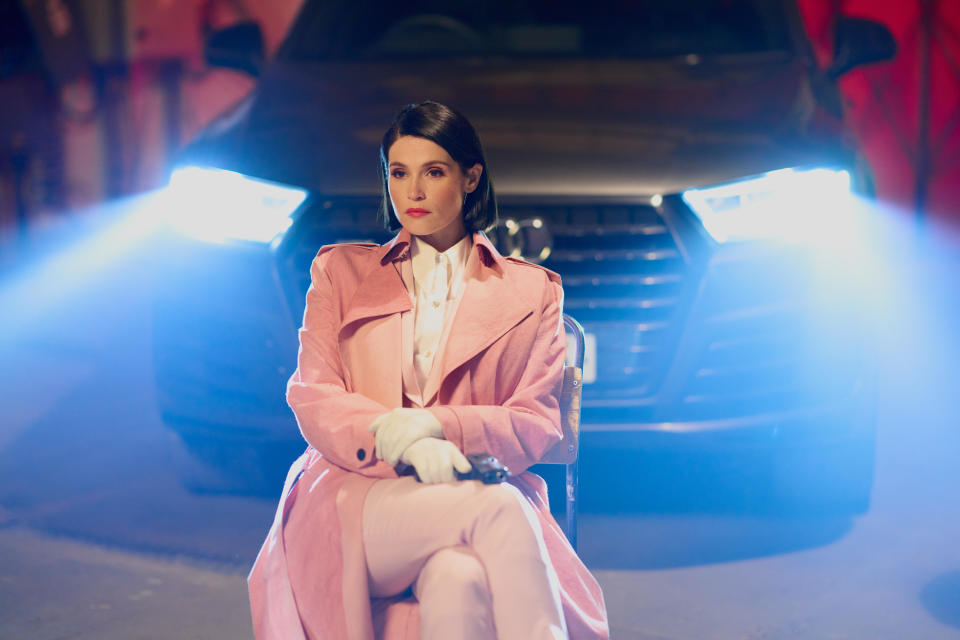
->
[[356, 448, 366, 461]]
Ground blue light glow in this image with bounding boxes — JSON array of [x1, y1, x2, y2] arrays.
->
[[0, 191, 166, 337], [166, 166, 307, 244], [682, 168, 854, 244]]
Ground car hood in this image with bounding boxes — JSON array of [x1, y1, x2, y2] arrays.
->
[[180, 53, 849, 197]]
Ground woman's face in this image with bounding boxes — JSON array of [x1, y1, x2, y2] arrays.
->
[[387, 135, 482, 252]]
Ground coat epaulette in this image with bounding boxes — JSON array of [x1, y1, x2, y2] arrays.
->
[[504, 255, 562, 286], [316, 242, 380, 258]]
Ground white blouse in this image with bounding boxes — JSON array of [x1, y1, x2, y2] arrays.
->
[[400, 234, 472, 406]]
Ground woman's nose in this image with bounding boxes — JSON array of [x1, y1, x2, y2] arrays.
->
[[408, 177, 425, 201]]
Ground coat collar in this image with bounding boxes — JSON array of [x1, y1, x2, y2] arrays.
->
[[338, 236, 412, 331], [378, 227, 507, 273]]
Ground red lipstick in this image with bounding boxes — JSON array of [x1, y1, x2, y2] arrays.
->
[[405, 208, 430, 218]]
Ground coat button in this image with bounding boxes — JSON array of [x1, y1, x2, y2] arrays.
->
[[356, 448, 366, 461]]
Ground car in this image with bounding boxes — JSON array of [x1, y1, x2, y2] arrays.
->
[[153, 0, 893, 512]]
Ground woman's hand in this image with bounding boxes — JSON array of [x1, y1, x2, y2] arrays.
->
[[369, 408, 444, 465], [400, 438, 473, 484]]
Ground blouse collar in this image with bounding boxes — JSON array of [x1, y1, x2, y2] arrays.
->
[[410, 234, 471, 290]]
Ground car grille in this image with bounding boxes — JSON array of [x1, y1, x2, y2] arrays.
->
[[537, 208, 687, 406]]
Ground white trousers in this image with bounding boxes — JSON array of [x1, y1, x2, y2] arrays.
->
[[362, 476, 568, 640]]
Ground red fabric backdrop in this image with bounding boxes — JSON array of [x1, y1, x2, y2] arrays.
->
[[796, 0, 960, 229]]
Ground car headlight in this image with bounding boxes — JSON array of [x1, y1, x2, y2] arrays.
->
[[166, 166, 308, 244], [681, 168, 853, 244]]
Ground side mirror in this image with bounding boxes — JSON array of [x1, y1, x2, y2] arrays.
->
[[827, 17, 897, 80], [205, 21, 265, 77]]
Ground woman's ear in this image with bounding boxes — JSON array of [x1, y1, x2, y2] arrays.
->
[[463, 163, 483, 194]]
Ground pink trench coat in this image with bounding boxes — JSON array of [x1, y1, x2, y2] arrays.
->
[[248, 229, 609, 640]]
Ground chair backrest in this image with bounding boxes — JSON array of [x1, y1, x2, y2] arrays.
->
[[540, 314, 585, 465]]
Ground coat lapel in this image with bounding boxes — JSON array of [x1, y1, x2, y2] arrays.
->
[[422, 232, 536, 404], [337, 232, 412, 409]]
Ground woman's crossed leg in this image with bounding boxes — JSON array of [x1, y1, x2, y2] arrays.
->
[[362, 476, 567, 640]]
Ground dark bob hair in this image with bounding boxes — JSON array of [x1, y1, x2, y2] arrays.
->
[[379, 100, 497, 233]]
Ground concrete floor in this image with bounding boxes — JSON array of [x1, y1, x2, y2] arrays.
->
[[0, 525, 251, 640], [1, 209, 959, 639], [2, 497, 958, 639]]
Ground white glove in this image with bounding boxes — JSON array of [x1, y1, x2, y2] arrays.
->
[[368, 408, 444, 466], [400, 438, 473, 484]]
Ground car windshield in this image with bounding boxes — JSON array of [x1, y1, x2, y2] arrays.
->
[[278, 0, 791, 62]]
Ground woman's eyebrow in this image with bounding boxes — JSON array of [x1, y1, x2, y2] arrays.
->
[[389, 160, 452, 168]]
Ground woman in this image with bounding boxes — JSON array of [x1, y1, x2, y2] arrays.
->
[[248, 101, 608, 640]]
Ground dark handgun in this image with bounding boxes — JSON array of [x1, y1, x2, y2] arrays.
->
[[455, 453, 511, 484]]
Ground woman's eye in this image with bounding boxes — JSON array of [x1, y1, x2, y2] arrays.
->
[[390, 169, 406, 179], [427, 168, 445, 177]]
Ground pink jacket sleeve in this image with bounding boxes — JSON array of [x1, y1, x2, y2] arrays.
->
[[285, 251, 396, 477], [428, 274, 565, 475]]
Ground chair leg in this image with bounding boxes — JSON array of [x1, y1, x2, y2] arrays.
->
[[565, 459, 579, 552]]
